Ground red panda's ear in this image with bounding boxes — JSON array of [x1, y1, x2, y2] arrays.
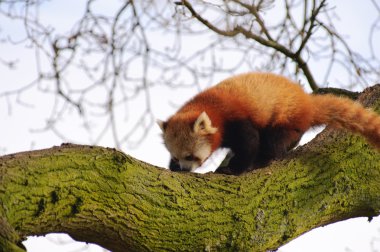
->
[[157, 120, 167, 132], [193, 111, 218, 135]]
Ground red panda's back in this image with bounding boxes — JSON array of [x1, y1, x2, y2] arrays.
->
[[213, 72, 314, 130]]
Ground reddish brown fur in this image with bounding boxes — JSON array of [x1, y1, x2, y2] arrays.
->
[[168, 73, 380, 150], [311, 94, 380, 148], [162, 72, 380, 173]]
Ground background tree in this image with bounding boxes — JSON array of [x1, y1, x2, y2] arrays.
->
[[0, 0, 380, 251]]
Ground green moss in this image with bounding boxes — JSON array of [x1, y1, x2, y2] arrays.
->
[[71, 197, 83, 216], [35, 198, 46, 217], [50, 190, 59, 204], [0, 237, 26, 252], [1, 136, 379, 252]]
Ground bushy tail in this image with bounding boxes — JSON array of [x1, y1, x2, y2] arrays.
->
[[311, 94, 380, 149]]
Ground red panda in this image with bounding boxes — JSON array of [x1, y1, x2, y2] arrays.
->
[[158, 72, 380, 175]]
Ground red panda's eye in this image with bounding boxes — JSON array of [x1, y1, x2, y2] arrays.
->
[[184, 155, 195, 161]]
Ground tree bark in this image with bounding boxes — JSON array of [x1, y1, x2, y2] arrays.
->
[[1, 85, 380, 252]]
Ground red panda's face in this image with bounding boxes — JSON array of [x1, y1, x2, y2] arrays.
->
[[165, 131, 211, 171], [158, 112, 218, 172]]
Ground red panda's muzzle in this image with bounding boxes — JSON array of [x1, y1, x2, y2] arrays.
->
[[169, 157, 205, 172]]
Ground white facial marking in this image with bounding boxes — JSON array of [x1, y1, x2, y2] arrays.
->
[[194, 143, 211, 164], [177, 142, 212, 172]]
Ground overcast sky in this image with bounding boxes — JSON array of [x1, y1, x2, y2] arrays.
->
[[1, 1, 379, 251]]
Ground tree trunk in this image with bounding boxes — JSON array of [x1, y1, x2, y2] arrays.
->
[[1, 85, 380, 252]]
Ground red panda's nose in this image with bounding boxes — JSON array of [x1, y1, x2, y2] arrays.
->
[[178, 161, 201, 172]]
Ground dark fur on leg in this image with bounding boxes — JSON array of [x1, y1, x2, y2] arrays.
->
[[256, 127, 303, 167], [217, 120, 260, 175], [216, 121, 304, 175]]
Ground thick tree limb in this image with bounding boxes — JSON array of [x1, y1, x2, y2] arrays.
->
[[0, 85, 380, 252]]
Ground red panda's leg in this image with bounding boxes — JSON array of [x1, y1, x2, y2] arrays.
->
[[216, 120, 260, 175], [256, 127, 304, 166]]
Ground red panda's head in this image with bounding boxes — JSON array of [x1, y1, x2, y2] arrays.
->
[[158, 111, 218, 172]]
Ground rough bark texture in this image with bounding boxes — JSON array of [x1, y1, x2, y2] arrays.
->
[[0, 85, 380, 252]]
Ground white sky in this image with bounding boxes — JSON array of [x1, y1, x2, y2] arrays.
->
[[1, 1, 380, 251]]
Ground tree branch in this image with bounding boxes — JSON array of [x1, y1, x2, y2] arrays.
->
[[175, 0, 319, 90]]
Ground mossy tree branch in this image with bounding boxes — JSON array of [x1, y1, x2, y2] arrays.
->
[[0, 85, 380, 252]]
